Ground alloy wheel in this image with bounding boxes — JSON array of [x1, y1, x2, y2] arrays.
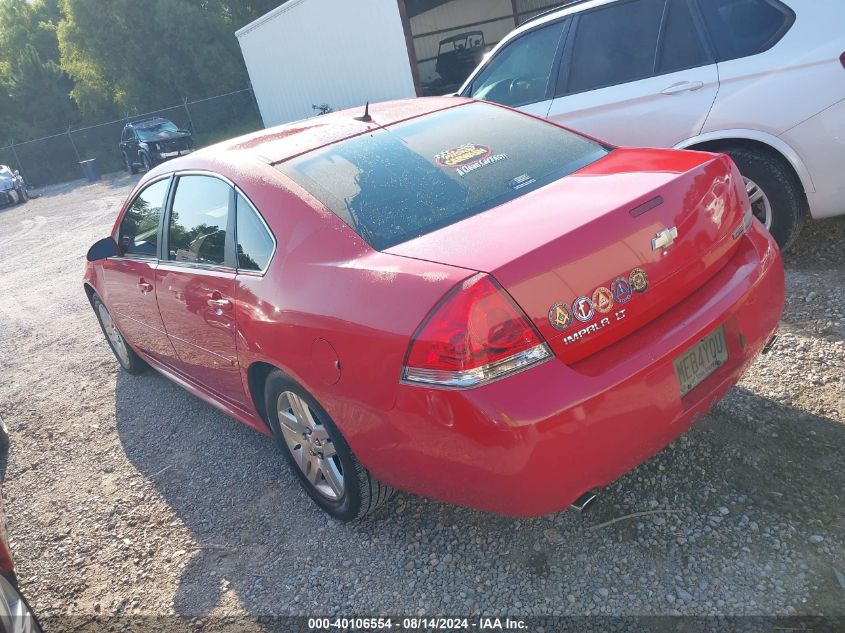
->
[[744, 177, 773, 230], [276, 391, 345, 500], [97, 302, 131, 366]]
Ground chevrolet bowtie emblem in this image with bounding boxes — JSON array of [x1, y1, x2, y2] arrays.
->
[[652, 226, 678, 251]]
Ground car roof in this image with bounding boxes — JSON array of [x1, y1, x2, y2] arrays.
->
[[206, 96, 470, 165]]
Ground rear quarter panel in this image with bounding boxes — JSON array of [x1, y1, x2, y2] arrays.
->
[[231, 172, 473, 452], [705, 0, 845, 135]]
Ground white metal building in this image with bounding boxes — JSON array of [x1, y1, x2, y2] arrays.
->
[[236, 0, 570, 127]]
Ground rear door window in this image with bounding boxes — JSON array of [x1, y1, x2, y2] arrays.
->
[[118, 178, 169, 258], [695, 0, 794, 62], [565, 0, 666, 94], [658, 0, 712, 74], [466, 20, 567, 107], [277, 102, 608, 250], [167, 175, 232, 267]]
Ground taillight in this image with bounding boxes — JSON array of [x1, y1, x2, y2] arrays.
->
[[734, 193, 753, 239], [402, 273, 551, 388], [733, 173, 755, 239]]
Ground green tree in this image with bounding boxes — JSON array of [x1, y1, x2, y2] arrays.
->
[[0, 0, 79, 140], [0, 0, 275, 159], [57, 0, 264, 115], [8, 43, 78, 136]]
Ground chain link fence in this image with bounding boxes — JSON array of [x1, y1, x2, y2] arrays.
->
[[0, 87, 263, 188]]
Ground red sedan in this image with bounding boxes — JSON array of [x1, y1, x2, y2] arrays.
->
[[84, 98, 784, 520]]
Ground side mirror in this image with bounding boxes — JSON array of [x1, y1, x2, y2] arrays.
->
[[86, 237, 119, 261], [13, 170, 19, 177]]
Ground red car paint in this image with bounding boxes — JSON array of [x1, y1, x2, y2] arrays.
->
[[0, 493, 14, 578], [84, 97, 784, 516]]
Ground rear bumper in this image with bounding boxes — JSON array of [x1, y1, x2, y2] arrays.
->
[[349, 223, 784, 516]]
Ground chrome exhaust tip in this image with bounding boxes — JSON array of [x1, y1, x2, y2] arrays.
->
[[570, 490, 599, 513], [762, 334, 779, 354]]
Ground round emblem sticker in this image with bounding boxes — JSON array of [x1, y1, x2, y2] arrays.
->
[[548, 302, 573, 331], [434, 144, 492, 168], [611, 277, 632, 304], [573, 296, 595, 323], [592, 287, 614, 314], [629, 268, 649, 293]]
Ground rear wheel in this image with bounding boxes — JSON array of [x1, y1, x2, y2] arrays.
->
[[18, 187, 28, 203], [91, 294, 147, 374], [141, 153, 152, 172], [724, 147, 806, 250], [7, 189, 19, 205], [263, 371, 395, 521]]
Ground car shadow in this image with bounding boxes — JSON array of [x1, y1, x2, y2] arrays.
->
[[781, 215, 845, 272], [776, 215, 844, 348], [114, 372, 845, 617]]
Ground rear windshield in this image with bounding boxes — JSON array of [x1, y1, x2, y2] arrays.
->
[[277, 102, 608, 250]]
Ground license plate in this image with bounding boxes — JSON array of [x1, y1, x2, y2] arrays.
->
[[161, 151, 179, 158], [674, 326, 728, 396]]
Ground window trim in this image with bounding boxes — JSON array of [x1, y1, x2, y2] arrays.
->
[[116, 168, 277, 276], [692, 0, 795, 64], [460, 16, 571, 108], [113, 174, 174, 261], [161, 171, 238, 272], [234, 187, 277, 277]]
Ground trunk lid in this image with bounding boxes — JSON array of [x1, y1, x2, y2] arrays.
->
[[385, 148, 750, 364]]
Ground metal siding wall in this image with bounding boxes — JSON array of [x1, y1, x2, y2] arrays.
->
[[409, 0, 514, 94], [237, 0, 417, 128]]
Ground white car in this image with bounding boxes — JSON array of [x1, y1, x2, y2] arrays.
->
[[459, 0, 844, 248]]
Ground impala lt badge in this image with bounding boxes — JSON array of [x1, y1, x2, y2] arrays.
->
[[652, 226, 678, 251]]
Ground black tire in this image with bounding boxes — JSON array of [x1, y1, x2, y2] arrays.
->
[[263, 371, 395, 521], [723, 146, 807, 250], [17, 187, 27, 203], [124, 152, 138, 175], [91, 294, 148, 374], [7, 189, 19, 205], [141, 152, 152, 172]]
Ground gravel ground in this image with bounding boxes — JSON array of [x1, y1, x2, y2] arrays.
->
[[0, 173, 843, 630]]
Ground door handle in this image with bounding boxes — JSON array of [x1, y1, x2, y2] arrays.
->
[[206, 291, 233, 311], [661, 81, 704, 95], [207, 298, 232, 309], [137, 279, 153, 294]]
